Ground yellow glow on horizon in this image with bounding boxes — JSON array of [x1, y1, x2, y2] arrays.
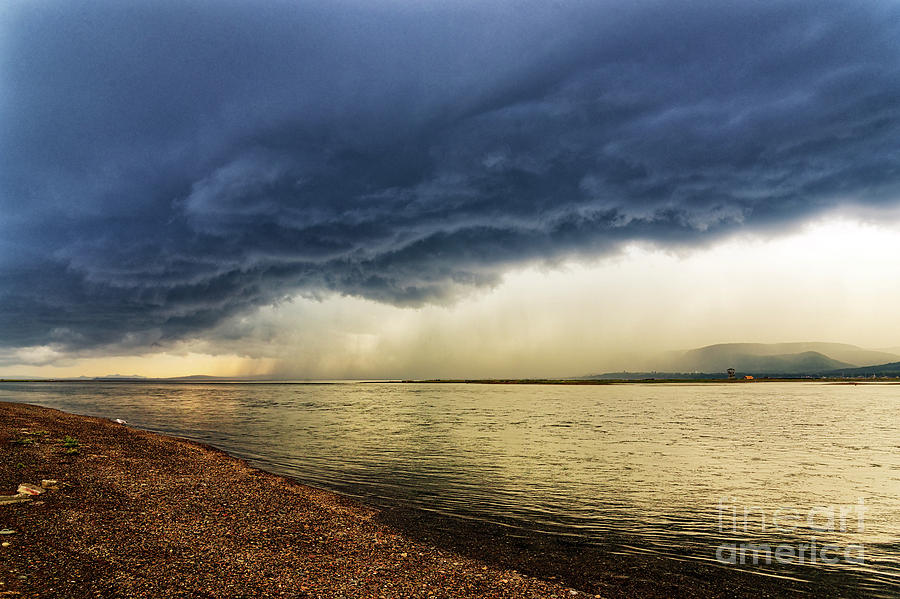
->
[[4, 216, 900, 379], [1, 352, 277, 379]]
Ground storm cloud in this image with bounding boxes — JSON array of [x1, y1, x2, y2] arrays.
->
[[2, 0, 899, 354]]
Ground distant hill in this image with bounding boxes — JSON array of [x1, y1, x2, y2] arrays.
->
[[674, 347, 852, 374], [586, 342, 900, 378], [675, 343, 896, 372]]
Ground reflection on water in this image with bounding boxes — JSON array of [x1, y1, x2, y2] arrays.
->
[[1, 381, 898, 594]]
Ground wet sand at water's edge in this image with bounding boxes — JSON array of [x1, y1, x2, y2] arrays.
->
[[0, 402, 861, 598]]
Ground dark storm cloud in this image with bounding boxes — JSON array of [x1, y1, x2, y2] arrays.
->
[[2, 0, 899, 353]]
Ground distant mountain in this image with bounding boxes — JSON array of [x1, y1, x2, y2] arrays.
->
[[672, 346, 852, 374], [586, 342, 900, 378], [676, 343, 897, 371], [162, 374, 279, 381], [725, 350, 852, 373]]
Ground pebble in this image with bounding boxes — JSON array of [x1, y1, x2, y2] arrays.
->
[[2, 542, 9, 547], [0, 403, 592, 599], [17, 483, 45, 496]]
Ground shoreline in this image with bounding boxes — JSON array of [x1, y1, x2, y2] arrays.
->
[[0, 402, 866, 597], [1, 402, 570, 598]]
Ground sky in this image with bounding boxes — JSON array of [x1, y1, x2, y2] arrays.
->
[[1, 0, 900, 378]]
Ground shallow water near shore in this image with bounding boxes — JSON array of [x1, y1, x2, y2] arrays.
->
[[2, 381, 898, 596]]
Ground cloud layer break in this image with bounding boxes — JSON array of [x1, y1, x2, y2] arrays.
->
[[2, 0, 899, 353]]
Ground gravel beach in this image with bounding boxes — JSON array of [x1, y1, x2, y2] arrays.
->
[[0, 401, 863, 598]]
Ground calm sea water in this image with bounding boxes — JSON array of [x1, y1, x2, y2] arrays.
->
[[2, 381, 897, 595]]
